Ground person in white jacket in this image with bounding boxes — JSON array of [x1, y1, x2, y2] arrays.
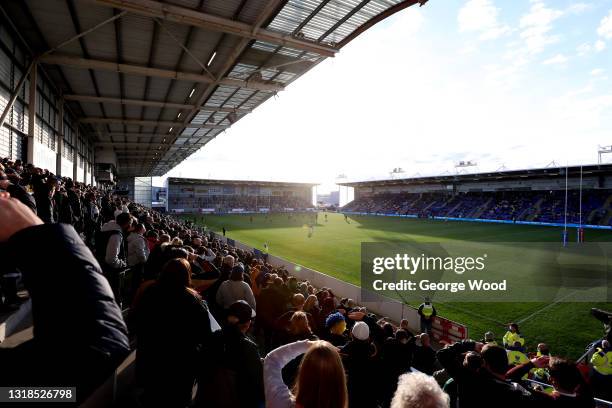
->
[[216, 264, 256, 310], [127, 223, 149, 267], [263, 340, 348, 408]]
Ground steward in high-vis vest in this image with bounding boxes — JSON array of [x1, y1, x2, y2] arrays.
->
[[590, 340, 612, 401], [531, 343, 551, 382], [502, 322, 525, 350], [418, 297, 436, 334], [507, 342, 530, 379]]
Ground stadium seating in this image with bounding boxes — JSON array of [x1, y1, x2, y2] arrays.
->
[[344, 190, 612, 226]]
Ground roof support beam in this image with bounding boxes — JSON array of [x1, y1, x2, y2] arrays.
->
[[81, 117, 227, 128], [63, 94, 251, 113], [85, 0, 338, 57], [39, 54, 284, 92]]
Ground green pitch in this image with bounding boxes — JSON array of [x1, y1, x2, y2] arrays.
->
[[191, 212, 611, 358]]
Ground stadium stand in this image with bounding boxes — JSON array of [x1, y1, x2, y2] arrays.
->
[[1, 157, 611, 407], [341, 165, 612, 228], [165, 177, 315, 214]]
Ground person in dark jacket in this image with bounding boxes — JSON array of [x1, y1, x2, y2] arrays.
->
[[437, 340, 535, 408], [31, 171, 56, 223], [0, 174, 36, 214], [412, 333, 437, 375], [135, 258, 212, 407], [506, 356, 595, 408], [64, 179, 83, 231], [0, 193, 130, 403], [196, 300, 264, 408]]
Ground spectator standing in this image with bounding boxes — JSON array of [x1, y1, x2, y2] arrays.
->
[[216, 264, 256, 311], [264, 340, 348, 408], [0, 193, 129, 402], [412, 333, 437, 375], [340, 321, 378, 408], [127, 223, 149, 268], [197, 300, 263, 408], [135, 258, 212, 407], [391, 372, 450, 408]]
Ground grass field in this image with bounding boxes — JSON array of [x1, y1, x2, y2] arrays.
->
[[190, 212, 611, 358]]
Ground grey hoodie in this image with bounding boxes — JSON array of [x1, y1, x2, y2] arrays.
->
[[101, 220, 126, 269], [127, 232, 149, 266]]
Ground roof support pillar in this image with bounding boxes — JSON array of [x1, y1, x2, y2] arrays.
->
[[26, 61, 37, 165], [56, 97, 64, 175], [73, 124, 79, 182]]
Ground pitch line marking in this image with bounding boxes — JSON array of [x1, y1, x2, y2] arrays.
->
[[515, 290, 580, 325]]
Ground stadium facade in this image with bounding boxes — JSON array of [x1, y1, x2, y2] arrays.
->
[[340, 164, 612, 228], [165, 177, 315, 213]]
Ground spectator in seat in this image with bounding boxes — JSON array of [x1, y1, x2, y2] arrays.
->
[[135, 258, 212, 408], [264, 340, 348, 408], [0, 192, 129, 402], [391, 372, 450, 408], [412, 333, 437, 375], [197, 300, 263, 408], [216, 264, 256, 312]]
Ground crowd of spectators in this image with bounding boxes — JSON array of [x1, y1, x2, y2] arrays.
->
[[1, 156, 611, 407], [344, 190, 612, 225]]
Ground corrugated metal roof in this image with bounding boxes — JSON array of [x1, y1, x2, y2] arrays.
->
[[3, 0, 421, 176]]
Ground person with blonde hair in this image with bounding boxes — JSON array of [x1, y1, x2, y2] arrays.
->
[[391, 372, 450, 408], [264, 340, 348, 408]]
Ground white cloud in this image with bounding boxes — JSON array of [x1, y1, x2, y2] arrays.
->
[[597, 10, 612, 39], [595, 40, 606, 51], [591, 68, 605, 76], [519, 1, 563, 54], [577, 42, 592, 56], [458, 0, 510, 40], [566, 3, 591, 15], [542, 54, 568, 65]]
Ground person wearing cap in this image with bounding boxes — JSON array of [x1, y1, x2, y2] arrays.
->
[[197, 300, 264, 408], [216, 264, 256, 312], [325, 311, 348, 347], [417, 297, 436, 335], [340, 321, 378, 408]]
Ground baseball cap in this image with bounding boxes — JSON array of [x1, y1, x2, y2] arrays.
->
[[227, 300, 255, 324], [352, 321, 370, 341]]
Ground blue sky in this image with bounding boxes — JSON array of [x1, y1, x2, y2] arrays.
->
[[154, 0, 612, 192]]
